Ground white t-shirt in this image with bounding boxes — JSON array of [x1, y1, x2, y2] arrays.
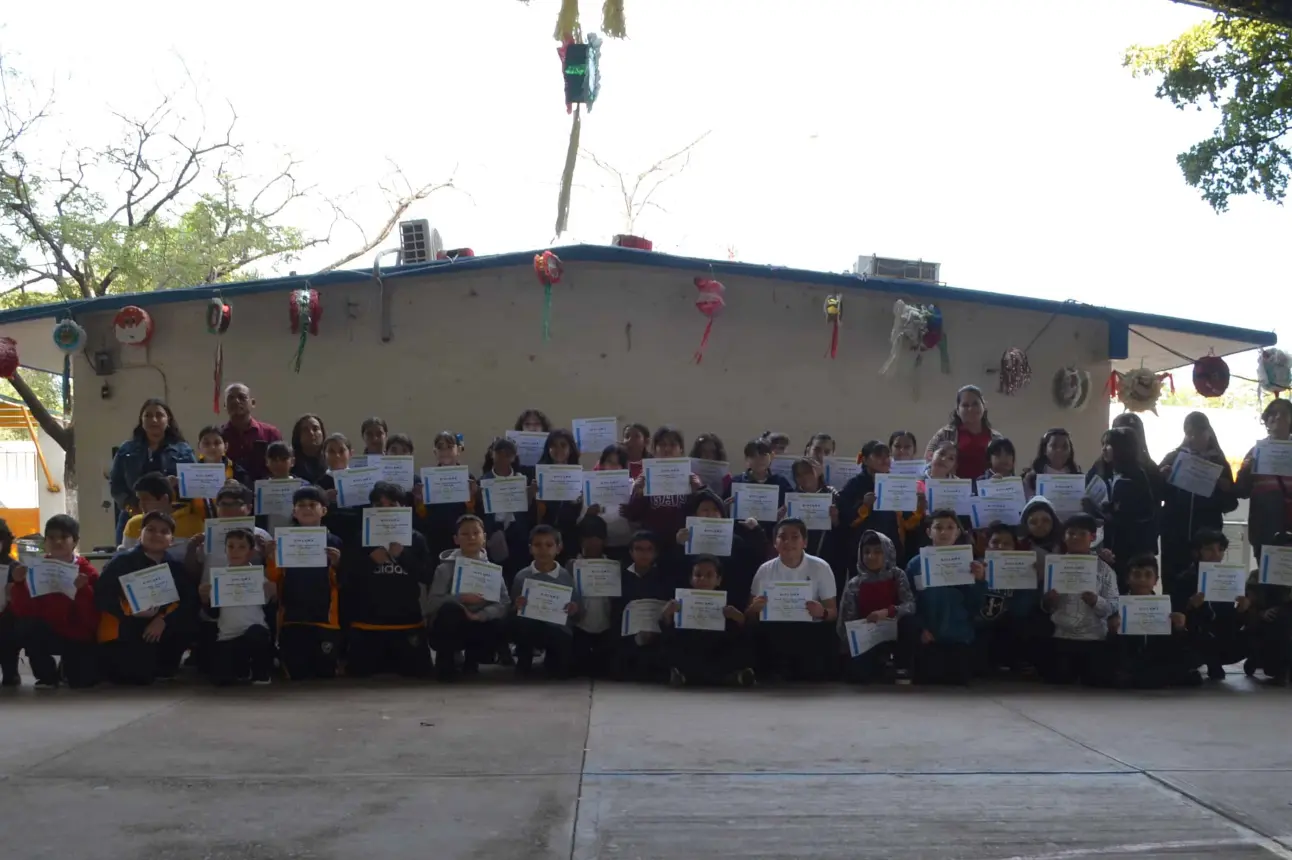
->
[[750, 553, 837, 605]]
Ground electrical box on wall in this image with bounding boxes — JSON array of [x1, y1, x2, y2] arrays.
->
[[92, 351, 114, 375]]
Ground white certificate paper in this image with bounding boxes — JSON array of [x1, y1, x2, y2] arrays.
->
[[874, 474, 919, 512], [1167, 452, 1224, 498], [451, 557, 505, 602], [572, 417, 619, 455], [378, 455, 416, 489], [733, 482, 781, 522], [583, 469, 631, 507], [422, 466, 471, 504], [1254, 438, 1292, 477], [520, 580, 574, 626], [924, 478, 974, 517], [976, 476, 1027, 507], [1259, 545, 1292, 587], [506, 430, 549, 468], [204, 517, 257, 566], [690, 459, 731, 494], [274, 526, 329, 568], [1120, 594, 1172, 636], [761, 581, 814, 622], [985, 551, 1038, 591], [888, 459, 926, 477], [362, 507, 413, 547], [785, 492, 832, 531], [1045, 555, 1099, 594], [480, 475, 530, 514], [210, 566, 267, 608], [536, 464, 583, 501], [177, 462, 227, 500], [573, 558, 622, 597], [675, 588, 727, 631], [644, 457, 692, 497], [334, 466, 381, 508], [27, 559, 80, 598], [919, 545, 975, 589], [845, 618, 898, 657], [770, 455, 798, 483], [969, 497, 1023, 528], [1035, 473, 1088, 516], [619, 598, 665, 636], [119, 563, 180, 614], [823, 457, 863, 487], [1198, 562, 1247, 603], [685, 517, 734, 557], [255, 478, 303, 517]]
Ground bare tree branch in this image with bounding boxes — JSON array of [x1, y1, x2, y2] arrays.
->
[[7, 370, 71, 449], [580, 130, 710, 233]]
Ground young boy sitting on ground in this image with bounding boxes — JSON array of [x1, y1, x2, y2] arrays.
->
[[659, 554, 755, 687], [746, 518, 838, 682], [511, 525, 580, 678], [837, 530, 915, 684], [425, 514, 510, 681], [198, 528, 276, 685], [1170, 529, 1250, 680], [1111, 554, 1199, 689]]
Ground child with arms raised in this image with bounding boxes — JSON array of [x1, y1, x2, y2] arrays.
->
[[659, 555, 755, 687]]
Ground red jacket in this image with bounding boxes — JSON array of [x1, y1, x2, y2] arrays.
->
[[9, 556, 100, 642]]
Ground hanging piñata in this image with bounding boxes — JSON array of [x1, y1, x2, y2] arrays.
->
[[879, 300, 950, 375], [824, 295, 842, 359], [534, 250, 564, 341], [51, 317, 83, 415], [1052, 366, 1092, 411], [999, 347, 1031, 395], [693, 277, 725, 364], [552, 4, 603, 238], [288, 289, 321, 373], [1192, 350, 1230, 398], [207, 297, 232, 413], [113, 306, 154, 346], [1108, 368, 1173, 415], [0, 337, 17, 379], [1257, 347, 1291, 394]]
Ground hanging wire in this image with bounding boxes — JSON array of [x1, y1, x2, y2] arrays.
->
[[1127, 326, 1262, 384]]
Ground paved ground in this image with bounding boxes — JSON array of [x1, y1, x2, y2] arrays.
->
[[2, 672, 1290, 860]]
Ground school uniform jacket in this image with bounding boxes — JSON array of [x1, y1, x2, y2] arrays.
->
[[837, 468, 923, 568], [95, 547, 194, 644], [266, 531, 343, 629], [7, 556, 100, 642], [348, 531, 433, 630]]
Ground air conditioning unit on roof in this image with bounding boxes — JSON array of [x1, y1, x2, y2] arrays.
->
[[854, 254, 940, 284], [398, 219, 444, 264]]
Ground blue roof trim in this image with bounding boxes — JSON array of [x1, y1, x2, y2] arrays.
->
[[0, 244, 1276, 349]]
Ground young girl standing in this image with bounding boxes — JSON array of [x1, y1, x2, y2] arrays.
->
[[536, 429, 583, 561], [359, 417, 388, 458], [790, 457, 845, 591], [622, 422, 651, 479], [416, 432, 477, 562], [580, 444, 636, 561], [690, 433, 731, 497], [1022, 428, 1082, 498], [1096, 427, 1161, 592], [803, 434, 836, 465], [1157, 412, 1236, 590], [290, 414, 329, 485], [625, 426, 702, 571], [481, 436, 535, 587]]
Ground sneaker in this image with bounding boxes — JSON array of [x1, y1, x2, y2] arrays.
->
[[669, 667, 687, 687], [735, 668, 756, 687], [251, 675, 272, 686], [1207, 664, 1227, 681], [34, 680, 58, 690], [894, 668, 913, 686]]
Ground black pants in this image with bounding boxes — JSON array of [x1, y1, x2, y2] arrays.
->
[[427, 603, 503, 673], [12, 619, 98, 687], [753, 621, 835, 681], [1111, 634, 1198, 689], [0, 609, 18, 682], [509, 617, 573, 677], [1247, 613, 1292, 677], [845, 620, 915, 684], [100, 632, 187, 686], [974, 610, 1051, 674], [279, 625, 341, 680], [1039, 637, 1114, 687], [662, 626, 753, 684], [346, 627, 432, 678], [571, 626, 617, 678], [212, 626, 274, 684], [912, 641, 973, 685], [192, 620, 219, 675]]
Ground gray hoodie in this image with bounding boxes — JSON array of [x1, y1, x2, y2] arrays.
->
[[422, 548, 511, 623], [836, 530, 916, 647]]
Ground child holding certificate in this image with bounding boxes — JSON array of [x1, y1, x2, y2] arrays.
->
[[1242, 531, 1292, 686], [196, 425, 251, 510], [1091, 428, 1161, 592], [265, 486, 344, 680], [613, 531, 673, 682], [625, 427, 702, 568], [257, 442, 300, 534], [570, 516, 620, 678], [578, 445, 635, 560], [96, 511, 195, 685], [1039, 514, 1119, 686], [838, 440, 924, 571], [837, 531, 914, 684], [728, 438, 794, 540], [6, 514, 100, 688], [790, 458, 845, 590], [1170, 529, 1249, 679], [1157, 413, 1237, 592], [974, 522, 1046, 676], [535, 429, 584, 562], [510, 525, 580, 678], [414, 431, 478, 564], [1021, 429, 1080, 498], [199, 528, 274, 685], [119, 472, 207, 552], [481, 436, 536, 588], [659, 556, 754, 687], [746, 518, 838, 682], [425, 514, 510, 680], [901, 510, 986, 685], [346, 481, 433, 678], [1110, 555, 1198, 689], [982, 437, 1018, 483], [676, 490, 768, 611]]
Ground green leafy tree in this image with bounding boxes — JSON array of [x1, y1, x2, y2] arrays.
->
[[1125, 16, 1292, 211]]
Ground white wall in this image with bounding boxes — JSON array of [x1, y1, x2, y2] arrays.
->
[[68, 261, 1113, 546]]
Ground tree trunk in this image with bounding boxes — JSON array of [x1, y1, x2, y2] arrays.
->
[[8, 369, 78, 518]]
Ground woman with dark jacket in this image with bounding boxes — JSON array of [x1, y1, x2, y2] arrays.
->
[[1088, 426, 1160, 591], [108, 398, 196, 543], [1235, 399, 1292, 558], [1156, 411, 1238, 591]]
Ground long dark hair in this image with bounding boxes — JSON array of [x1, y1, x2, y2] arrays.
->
[[132, 398, 184, 445], [539, 429, 580, 465], [1110, 412, 1153, 467], [948, 385, 991, 430], [1180, 411, 1222, 456], [514, 409, 551, 432], [291, 414, 327, 459], [482, 436, 518, 475], [1031, 428, 1079, 475], [1106, 426, 1142, 475], [690, 433, 727, 461]]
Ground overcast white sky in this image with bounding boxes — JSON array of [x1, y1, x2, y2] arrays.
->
[[3, 0, 1287, 350]]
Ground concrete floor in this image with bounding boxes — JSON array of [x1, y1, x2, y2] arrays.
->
[[2, 673, 1290, 860]]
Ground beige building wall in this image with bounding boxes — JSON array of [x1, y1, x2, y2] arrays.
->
[[69, 261, 1113, 546]]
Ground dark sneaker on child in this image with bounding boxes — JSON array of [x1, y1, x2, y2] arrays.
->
[[252, 675, 272, 686], [515, 652, 534, 676], [1207, 664, 1226, 680], [734, 668, 756, 687], [34, 680, 58, 690], [669, 667, 687, 687], [895, 668, 913, 686]]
